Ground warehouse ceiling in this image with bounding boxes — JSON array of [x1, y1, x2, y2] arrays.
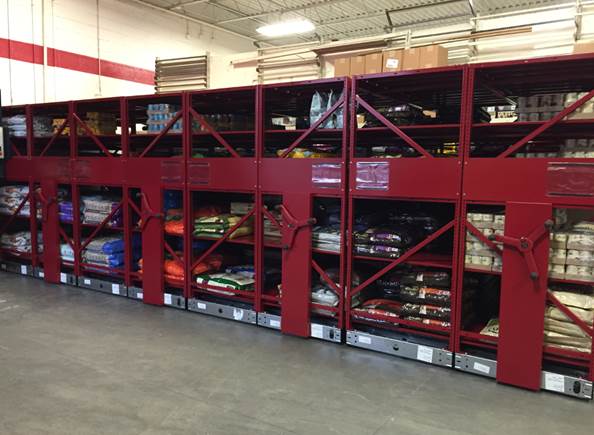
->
[[125, 0, 570, 45]]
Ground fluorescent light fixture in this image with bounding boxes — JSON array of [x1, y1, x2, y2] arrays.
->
[[256, 19, 315, 37]]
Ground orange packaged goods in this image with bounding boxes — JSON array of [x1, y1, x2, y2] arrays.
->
[[193, 254, 223, 276], [165, 220, 184, 236], [165, 208, 184, 236], [195, 205, 223, 219], [137, 254, 223, 281], [164, 259, 185, 283]]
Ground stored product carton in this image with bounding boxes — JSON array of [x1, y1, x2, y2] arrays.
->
[[350, 55, 365, 75], [334, 57, 350, 77], [382, 49, 403, 72], [574, 41, 594, 54], [402, 48, 421, 70], [419, 45, 448, 69], [364, 52, 383, 74]]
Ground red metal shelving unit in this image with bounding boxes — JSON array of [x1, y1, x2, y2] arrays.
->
[[345, 66, 466, 366], [0, 105, 37, 275], [257, 77, 348, 341], [184, 86, 259, 324], [125, 92, 185, 306], [3, 54, 594, 400], [454, 53, 594, 399]]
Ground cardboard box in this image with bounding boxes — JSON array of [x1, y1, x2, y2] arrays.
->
[[334, 57, 350, 77], [402, 48, 421, 70], [382, 49, 403, 72], [574, 41, 594, 54], [350, 55, 365, 75], [419, 45, 448, 69], [364, 52, 383, 74]]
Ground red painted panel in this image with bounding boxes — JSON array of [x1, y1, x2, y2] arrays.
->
[[40, 181, 60, 284], [260, 158, 344, 194], [188, 158, 257, 191], [464, 159, 594, 207], [141, 186, 164, 305], [351, 158, 460, 199], [71, 158, 126, 185], [280, 193, 312, 337], [161, 160, 184, 184], [497, 202, 551, 390], [5, 158, 34, 181], [126, 159, 165, 185], [35, 158, 71, 182]]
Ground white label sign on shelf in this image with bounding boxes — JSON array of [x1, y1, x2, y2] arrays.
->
[[39, 271, 44, 278], [20, 265, 27, 275], [473, 362, 491, 375], [197, 302, 206, 310], [60, 273, 67, 283], [386, 58, 399, 68], [269, 319, 280, 328], [417, 345, 434, 363], [83, 279, 91, 285], [111, 284, 120, 295], [164, 293, 172, 305], [544, 373, 565, 393], [311, 324, 324, 339], [138, 292, 143, 300], [358, 335, 371, 345], [233, 308, 244, 321]]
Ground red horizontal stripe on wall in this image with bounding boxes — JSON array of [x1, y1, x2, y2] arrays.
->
[[0, 37, 154, 85]]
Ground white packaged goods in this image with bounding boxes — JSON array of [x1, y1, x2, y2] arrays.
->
[[481, 213, 494, 223], [551, 289, 594, 310], [482, 228, 494, 237], [549, 264, 565, 278], [566, 250, 594, 266], [551, 232, 568, 249], [480, 256, 493, 267], [550, 249, 567, 265], [567, 233, 594, 251]]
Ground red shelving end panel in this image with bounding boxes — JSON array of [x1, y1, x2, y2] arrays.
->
[[496, 202, 552, 390], [280, 193, 313, 337], [140, 187, 164, 305], [39, 180, 61, 283]]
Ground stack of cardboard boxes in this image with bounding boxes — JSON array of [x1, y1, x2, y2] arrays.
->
[[333, 45, 448, 77]]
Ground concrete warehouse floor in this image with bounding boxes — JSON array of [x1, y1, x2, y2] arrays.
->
[[0, 273, 592, 435]]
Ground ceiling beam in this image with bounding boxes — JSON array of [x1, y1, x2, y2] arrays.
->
[[205, 0, 313, 43], [168, 0, 210, 10], [118, 0, 265, 43], [316, 1, 469, 29], [215, 0, 350, 24]]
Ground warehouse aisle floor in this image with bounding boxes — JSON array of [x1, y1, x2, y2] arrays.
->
[[0, 273, 592, 435]]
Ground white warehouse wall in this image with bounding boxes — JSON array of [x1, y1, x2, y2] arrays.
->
[[0, 0, 255, 106]]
